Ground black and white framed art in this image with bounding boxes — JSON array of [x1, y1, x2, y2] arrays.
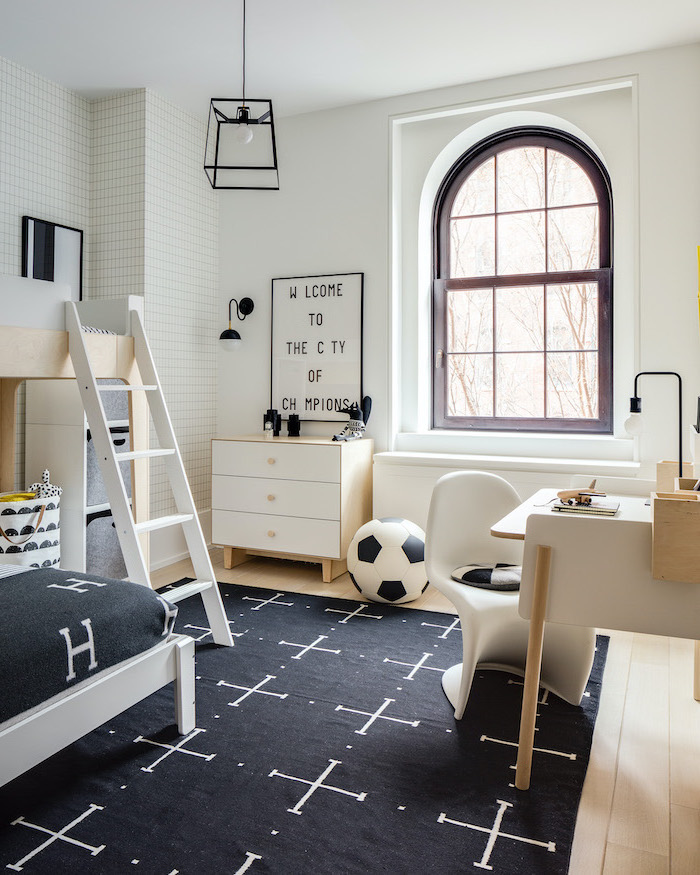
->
[[21, 216, 83, 301], [271, 272, 363, 422]]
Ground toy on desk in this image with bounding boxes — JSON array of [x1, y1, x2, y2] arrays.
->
[[556, 479, 606, 506]]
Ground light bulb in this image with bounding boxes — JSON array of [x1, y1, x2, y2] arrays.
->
[[235, 124, 254, 145], [624, 412, 644, 436]]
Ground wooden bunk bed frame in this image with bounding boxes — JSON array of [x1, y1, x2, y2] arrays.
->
[[0, 316, 195, 788]]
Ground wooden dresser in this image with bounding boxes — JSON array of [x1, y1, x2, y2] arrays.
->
[[211, 435, 373, 581]]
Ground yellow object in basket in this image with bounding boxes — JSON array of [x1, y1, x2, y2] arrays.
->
[[0, 492, 36, 502]]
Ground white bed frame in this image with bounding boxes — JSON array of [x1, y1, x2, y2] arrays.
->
[[0, 294, 195, 787], [0, 633, 195, 787]]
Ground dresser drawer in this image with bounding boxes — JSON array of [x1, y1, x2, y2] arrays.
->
[[212, 510, 340, 558], [212, 475, 340, 520], [212, 440, 340, 483]]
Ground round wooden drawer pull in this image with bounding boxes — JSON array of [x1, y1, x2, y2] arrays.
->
[[267, 530, 276, 538], [267, 457, 276, 465], [267, 494, 275, 501]]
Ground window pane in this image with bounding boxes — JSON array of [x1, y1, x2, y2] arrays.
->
[[447, 354, 493, 416], [547, 352, 599, 418], [497, 211, 545, 274], [547, 284, 598, 351], [446, 289, 492, 353], [496, 353, 544, 417], [497, 147, 545, 212], [547, 150, 596, 207], [548, 205, 599, 271], [495, 286, 543, 352], [452, 157, 495, 217], [450, 216, 495, 277]]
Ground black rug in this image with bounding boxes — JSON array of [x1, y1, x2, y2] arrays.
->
[[0, 583, 608, 874]]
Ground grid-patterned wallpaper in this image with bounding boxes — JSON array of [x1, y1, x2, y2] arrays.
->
[[1, 58, 218, 525], [143, 90, 218, 517], [88, 89, 217, 517], [88, 92, 146, 300], [0, 57, 90, 488]]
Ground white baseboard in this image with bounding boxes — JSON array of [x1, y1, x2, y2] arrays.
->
[[149, 508, 212, 571]]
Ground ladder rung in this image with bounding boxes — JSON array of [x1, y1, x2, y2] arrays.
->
[[134, 513, 194, 534], [163, 580, 214, 603], [118, 448, 175, 462], [99, 384, 157, 392]]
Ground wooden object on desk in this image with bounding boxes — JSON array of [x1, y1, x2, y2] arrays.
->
[[212, 435, 373, 583], [656, 460, 694, 493], [651, 491, 700, 583]]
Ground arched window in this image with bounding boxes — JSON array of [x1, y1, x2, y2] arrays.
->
[[432, 127, 612, 433]]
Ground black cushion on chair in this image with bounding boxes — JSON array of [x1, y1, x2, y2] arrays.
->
[[451, 563, 521, 591]]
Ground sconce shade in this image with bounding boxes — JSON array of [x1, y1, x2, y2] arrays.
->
[[220, 327, 242, 351], [204, 98, 279, 190]]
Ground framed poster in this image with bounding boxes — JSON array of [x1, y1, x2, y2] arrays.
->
[[271, 272, 363, 421], [21, 216, 83, 301]]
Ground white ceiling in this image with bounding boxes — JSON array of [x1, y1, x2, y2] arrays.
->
[[2, 0, 700, 120]]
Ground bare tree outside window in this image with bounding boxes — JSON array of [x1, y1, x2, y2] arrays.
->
[[433, 129, 612, 433]]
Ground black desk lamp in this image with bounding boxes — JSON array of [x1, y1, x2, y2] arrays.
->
[[624, 371, 683, 478]]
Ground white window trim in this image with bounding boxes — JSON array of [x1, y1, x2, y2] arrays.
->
[[388, 76, 639, 468]]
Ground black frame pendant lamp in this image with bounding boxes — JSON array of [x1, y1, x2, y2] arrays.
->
[[204, 0, 279, 190]]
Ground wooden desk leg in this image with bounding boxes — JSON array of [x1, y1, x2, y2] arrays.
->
[[694, 641, 700, 702], [515, 544, 552, 791]]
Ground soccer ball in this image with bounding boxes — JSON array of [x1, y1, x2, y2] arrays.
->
[[347, 517, 428, 604]]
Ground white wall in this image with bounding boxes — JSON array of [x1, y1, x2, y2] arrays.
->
[[218, 43, 700, 520], [1, 60, 218, 568]]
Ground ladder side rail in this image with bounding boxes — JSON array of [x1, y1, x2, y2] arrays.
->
[[129, 308, 232, 646], [65, 302, 151, 587]]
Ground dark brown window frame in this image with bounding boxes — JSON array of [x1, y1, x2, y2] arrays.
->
[[432, 127, 613, 434]]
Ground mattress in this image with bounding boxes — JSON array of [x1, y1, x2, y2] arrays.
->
[[0, 565, 177, 723]]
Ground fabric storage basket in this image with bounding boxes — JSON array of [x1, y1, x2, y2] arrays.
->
[[0, 492, 60, 569]]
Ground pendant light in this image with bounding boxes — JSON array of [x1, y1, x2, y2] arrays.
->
[[204, 0, 279, 190]]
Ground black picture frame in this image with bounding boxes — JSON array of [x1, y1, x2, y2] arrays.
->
[[270, 272, 364, 422], [21, 216, 83, 301]]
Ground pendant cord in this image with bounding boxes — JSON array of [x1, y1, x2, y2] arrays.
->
[[241, 0, 246, 105]]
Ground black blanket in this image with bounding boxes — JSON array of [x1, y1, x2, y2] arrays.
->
[[0, 567, 177, 723]]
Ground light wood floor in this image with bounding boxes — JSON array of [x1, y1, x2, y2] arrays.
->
[[153, 551, 700, 875]]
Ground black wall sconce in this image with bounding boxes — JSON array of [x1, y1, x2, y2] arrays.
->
[[624, 371, 683, 478], [220, 297, 254, 350]]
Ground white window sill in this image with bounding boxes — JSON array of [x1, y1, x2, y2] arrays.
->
[[387, 430, 640, 477]]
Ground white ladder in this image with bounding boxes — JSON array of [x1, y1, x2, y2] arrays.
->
[[65, 301, 233, 646]]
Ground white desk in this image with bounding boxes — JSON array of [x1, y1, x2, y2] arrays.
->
[[491, 489, 700, 789]]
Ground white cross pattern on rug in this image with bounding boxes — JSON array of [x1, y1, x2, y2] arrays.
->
[[279, 634, 341, 660], [217, 674, 288, 707], [335, 697, 420, 735], [480, 734, 577, 763], [506, 679, 551, 705], [7, 803, 105, 872], [242, 592, 294, 611], [324, 603, 383, 623], [134, 727, 215, 773], [234, 851, 262, 873], [421, 616, 461, 639], [183, 622, 247, 643], [269, 758, 367, 816], [438, 798, 555, 870], [383, 651, 447, 680]]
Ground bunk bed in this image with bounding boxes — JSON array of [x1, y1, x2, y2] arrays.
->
[[0, 293, 195, 787]]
